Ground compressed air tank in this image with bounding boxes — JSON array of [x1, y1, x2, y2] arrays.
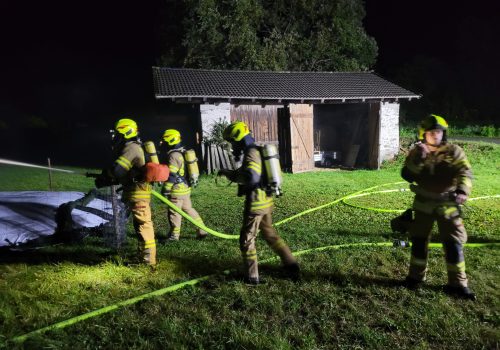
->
[[143, 141, 159, 164], [184, 149, 199, 186], [262, 144, 283, 196]]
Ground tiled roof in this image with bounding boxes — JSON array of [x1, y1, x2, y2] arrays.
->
[[152, 67, 420, 104]]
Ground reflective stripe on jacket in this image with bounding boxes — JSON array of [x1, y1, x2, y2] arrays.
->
[[238, 147, 273, 213], [163, 149, 191, 196], [402, 143, 473, 195], [113, 141, 151, 202]]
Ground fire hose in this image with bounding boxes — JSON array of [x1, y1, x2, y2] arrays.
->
[[10, 182, 500, 344]]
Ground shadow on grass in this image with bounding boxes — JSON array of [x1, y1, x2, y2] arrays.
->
[[157, 248, 241, 277], [258, 265, 450, 293], [0, 241, 115, 266]]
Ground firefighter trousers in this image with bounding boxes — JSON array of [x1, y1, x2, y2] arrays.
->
[[167, 194, 206, 238], [130, 200, 156, 266], [408, 208, 468, 287], [240, 209, 297, 280]]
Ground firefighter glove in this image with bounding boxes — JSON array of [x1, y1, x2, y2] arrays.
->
[[95, 175, 110, 188], [454, 190, 468, 205], [218, 169, 232, 178], [415, 142, 429, 160]]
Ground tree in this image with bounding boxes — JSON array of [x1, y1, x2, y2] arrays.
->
[[161, 0, 377, 71]]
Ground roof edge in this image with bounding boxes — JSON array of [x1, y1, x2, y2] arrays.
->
[[152, 66, 376, 75], [155, 95, 421, 102]]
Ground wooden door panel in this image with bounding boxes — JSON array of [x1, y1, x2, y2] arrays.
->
[[289, 104, 314, 173]]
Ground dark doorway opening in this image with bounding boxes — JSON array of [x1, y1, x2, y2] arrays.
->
[[314, 104, 376, 168]]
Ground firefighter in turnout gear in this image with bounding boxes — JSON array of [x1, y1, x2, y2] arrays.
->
[[160, 129, 207, 241], [95, 118, 156, 266], [402, 114, 475, 300], [219, 121, 300, 285]]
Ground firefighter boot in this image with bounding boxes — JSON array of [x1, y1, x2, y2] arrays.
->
[[167, 226, 180, 241], [143, 240, 157, 267], [167, 234, 180, 241], [403, 276, 424, 290], [283, 262, 301, 282], [443, 285, 476, 301], [196, 230, 208, 240], [244, 277, 266, 286]]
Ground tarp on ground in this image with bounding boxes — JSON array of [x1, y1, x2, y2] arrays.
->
[[0, 191, 120, 248]]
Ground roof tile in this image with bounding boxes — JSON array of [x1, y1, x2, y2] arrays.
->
[[152, 67, 420, 102]]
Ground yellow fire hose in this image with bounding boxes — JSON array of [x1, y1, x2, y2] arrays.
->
[[10, 240, 499, 344], [150, 181, 410, 238], [342, 188, 500, 214], [9, 182, 500, 344]]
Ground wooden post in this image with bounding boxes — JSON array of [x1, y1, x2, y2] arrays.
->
[[47, 158, 53, 191], [110, 185, 121, 250], [206, 144, 212, 174]]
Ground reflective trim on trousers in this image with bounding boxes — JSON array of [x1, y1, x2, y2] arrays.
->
[[447, 261, 466, 273], [171, 190, 191, 196], [144, 239, 156, 249], [443, 206, 459, 217], [410, 256, 428, 267], [270, 237, 286, 251], [243, 249, 258, 261]]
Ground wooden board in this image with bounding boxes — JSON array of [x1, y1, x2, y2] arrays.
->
[[289, 104, 314, 173], [231, 105, 278, 143]]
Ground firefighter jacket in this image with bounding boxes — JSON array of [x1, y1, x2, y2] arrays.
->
[[112, 141, 151, 203], [229, 146, 273, 214], [402, 142, 472, 214], [162, 149, 191, 197]]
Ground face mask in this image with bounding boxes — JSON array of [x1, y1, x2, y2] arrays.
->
[[230, 142, 244, 162], [111, 130, 125, 150]]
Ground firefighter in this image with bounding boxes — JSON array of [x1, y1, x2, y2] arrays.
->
[[402, 114, 475, 300], [95, 118, 156, 266], [160, 129, 207, 241], [219, 121, 300, 285]]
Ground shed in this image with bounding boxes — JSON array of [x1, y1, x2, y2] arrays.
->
[[152, 67, 420, 172]]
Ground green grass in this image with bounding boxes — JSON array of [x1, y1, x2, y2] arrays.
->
[[400, 123, 500, 139], [0, 142, 499, 349]]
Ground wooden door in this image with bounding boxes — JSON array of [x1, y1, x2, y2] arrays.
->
[[289, 104, 314, 173]]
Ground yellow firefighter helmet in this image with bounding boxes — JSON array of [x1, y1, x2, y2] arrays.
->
[[162, 129, 181, 146], [418, 114, 448, 141], [223, 121, 250, 142], [114, 118, 138, 139]]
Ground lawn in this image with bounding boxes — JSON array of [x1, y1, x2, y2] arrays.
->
[[0, 141, 499, 349]]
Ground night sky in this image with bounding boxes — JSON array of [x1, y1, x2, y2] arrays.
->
[[365, 0, 500, 74], [0, 0, 498, 165]]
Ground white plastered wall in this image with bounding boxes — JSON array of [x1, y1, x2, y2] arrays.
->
[[378, 102, 400, 164], [200, 103, 231, 137]]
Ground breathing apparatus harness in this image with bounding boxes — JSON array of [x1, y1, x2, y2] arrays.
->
[[165, 145, 187, 185], [162, 144, 200, 188], [228, 135, 283, 197], [95, 134, 168, 188]]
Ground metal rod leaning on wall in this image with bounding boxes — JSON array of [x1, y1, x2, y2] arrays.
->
[[47, 157, 53, 191]]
